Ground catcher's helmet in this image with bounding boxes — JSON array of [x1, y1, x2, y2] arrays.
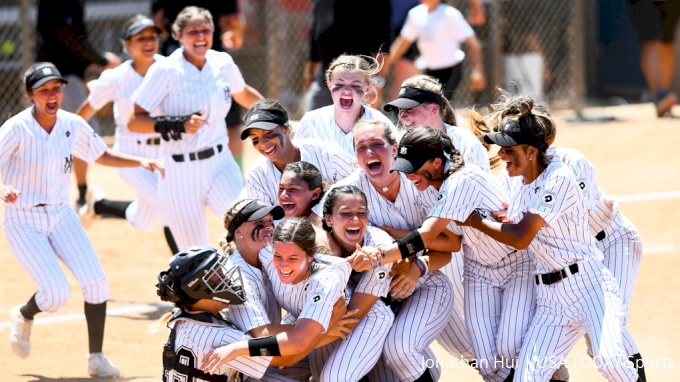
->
[[156, 246, 246, 306]]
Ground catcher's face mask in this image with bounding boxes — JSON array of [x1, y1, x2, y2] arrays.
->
[[200, 255, 246, 305]]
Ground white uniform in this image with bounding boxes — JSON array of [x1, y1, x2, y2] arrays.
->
[[260, 245, 393, 382], [445, 123, 491, 172], [506, 159, 637, 381], [86, 57, 163, 230], [167, 313, 296, 382], [245, 138, 357, 206], [132, 48, 245, 249], [0, 109, 109, 312], [430, 164, 534, 382], [333, 171, 453, 381], [295, 105, 396, 156]]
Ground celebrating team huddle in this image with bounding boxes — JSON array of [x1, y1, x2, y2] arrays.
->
[[2, 5, 647, 382]]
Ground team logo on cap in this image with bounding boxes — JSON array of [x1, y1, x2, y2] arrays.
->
[[42, 67, 52, 75], [399, 87, 406, 95], [251, 113, 259, 121], [400, 147, 407, 155]]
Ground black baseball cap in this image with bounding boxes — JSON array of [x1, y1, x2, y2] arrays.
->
[[484, 121, 549, 152], [227, 200, 285, 241], [25, 63, 68, 91], [384, 86, 444, 112], [241, 109, 289, 140], [124, 17, 161, 40], [391, 144, 442, 174]]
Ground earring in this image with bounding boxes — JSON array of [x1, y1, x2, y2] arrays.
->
[[239, 235, 244, 239]]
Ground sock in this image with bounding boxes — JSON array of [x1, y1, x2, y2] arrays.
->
[[77, 185, 87, 204], [84, 301, 107, 354], [414, 369, 434, 382], [19, 293, 41, 320], [93, 199, 132, 219], [629, 353, 646, 382], [234, 156, 243, 172], [164, 226, 180, 255]]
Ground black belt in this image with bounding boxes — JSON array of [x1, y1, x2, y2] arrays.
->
[[595, 230, 606, 241], [535, 264, 579, 285], [172, 144, 223, 163], [136, 138, 161, 146]]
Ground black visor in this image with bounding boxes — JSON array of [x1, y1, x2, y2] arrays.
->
[[227, 200, 285, 240], [241, 109, 289, 140], [390, 144, 442, 174], [25, 63, 68, 91], [484, 121, 549, 152], [384, 86, 443, 112], [124, 18, 161, 40]]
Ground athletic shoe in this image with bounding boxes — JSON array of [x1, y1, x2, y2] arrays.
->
[[9, 305, 32, 358], [656, 90, 677, 117], [87, 352, 121, 378], [78, 186, 105, 229]]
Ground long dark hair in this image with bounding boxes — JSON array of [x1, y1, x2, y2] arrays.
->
[[399, 126, 464, 179], [282, 161, 328, 208], [322, 185, 368, 233]]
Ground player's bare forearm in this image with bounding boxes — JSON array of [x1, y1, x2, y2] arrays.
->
[[249, 324, 296, 338], [347, 293, 379, 325], [96, 150, 164, 178], [466, 36, 484, 74], [388, 37, 413, 69], [464, 211, 544, 250], [76, 101, 97, 122], [423, 250, 452, 272], [233, 86, 264, 109], [129, 104, 157, 133]]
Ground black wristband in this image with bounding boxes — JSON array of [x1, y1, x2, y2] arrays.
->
[[248, 335, 281, 357], [395, 230, 425, 260]]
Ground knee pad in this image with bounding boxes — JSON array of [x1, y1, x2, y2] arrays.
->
[[81, 276, 109, 305]]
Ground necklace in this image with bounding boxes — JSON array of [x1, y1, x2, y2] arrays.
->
[[379, 175, 399, 192]]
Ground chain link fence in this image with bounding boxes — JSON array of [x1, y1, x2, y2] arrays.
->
[[0, 0, 584, 135]]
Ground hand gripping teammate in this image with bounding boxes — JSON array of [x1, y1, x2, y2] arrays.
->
[[465, 94, 638, 381], [130, 6, 263, 250], [5, 62, 163, 377], [75, 15, 179, 254]]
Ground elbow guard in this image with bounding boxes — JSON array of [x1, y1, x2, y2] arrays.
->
[[395, 230, 425, 259]]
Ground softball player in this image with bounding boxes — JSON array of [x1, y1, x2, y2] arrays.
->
[[331, 120, 459, 382], [155, 245, 302, 381], [469, 95, 638, 381], [243, 99, 356, 206], [294, 54, 396, 156], [130, 6, 263, 250], [5, 62, 163, 377], [202, 217, 355, 379], [74, 15, 180, 253], [384, 75, 490, 172]]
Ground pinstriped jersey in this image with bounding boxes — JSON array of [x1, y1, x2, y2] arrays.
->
[[347, 227, 394, 298], [86, 56, 163, 156], [332, 170, 438, 230], [223, 250, 282, 333], [0, 109, 107, 208], [445, 123, 491, 172], [589, 184, 637, 240], [245, 139, 358, 206], [168, 315, 271, 380], [132, 48, 246, 153], [294, 105, 396, 156], [259, 246, 351, 332], [507, 158, 603, 274], [428, 164, 516, 265]]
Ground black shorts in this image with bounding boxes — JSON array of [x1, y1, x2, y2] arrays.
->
[[627, 0, 680, 43], [426, 63, 462, 101], [226, 101, 244, 128]]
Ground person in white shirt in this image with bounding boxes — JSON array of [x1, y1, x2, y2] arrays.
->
[[388, 0, 487, 99], [129, 6, 263, 250], [384, 75, 490, 172], [75, 15, 180, 254], [4, 62, 163, 378], [295, 54, 396, 156], [463, 94, 639, 381]]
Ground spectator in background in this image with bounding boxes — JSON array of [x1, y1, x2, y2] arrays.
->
[[304, 0, 393, 112], [36, 0, 122, 208], [627, 0, 680, 117], [152, 0, 250, 169]]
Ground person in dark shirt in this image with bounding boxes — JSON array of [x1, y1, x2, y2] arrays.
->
[[36, 0, 122, 208], [303, 0, 393, 112]]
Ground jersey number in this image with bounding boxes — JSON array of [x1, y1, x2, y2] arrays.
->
[[170, 346, 197, 382]]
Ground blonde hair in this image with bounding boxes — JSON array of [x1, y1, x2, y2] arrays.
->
[[171, 6, 214, 40], [487, 90, 556, 166], [326, 54, 383, 106], [220, 198, 257, 254], [467, 108, 503, 169], [401, 75, 457, 126]]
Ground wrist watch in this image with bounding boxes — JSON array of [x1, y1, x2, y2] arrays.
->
[[371, 75, 386, 89]]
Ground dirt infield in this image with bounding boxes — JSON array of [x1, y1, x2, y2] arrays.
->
[[1, 103, 678, 381]]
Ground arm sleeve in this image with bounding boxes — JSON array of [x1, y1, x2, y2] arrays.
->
[[132, 63, 174, 115], [72, 118, 108, 164], [86, 69, 119, 110], [527, 173, 578, 227], [0, 123, 18, 167], [299, 271, 346, 332]]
